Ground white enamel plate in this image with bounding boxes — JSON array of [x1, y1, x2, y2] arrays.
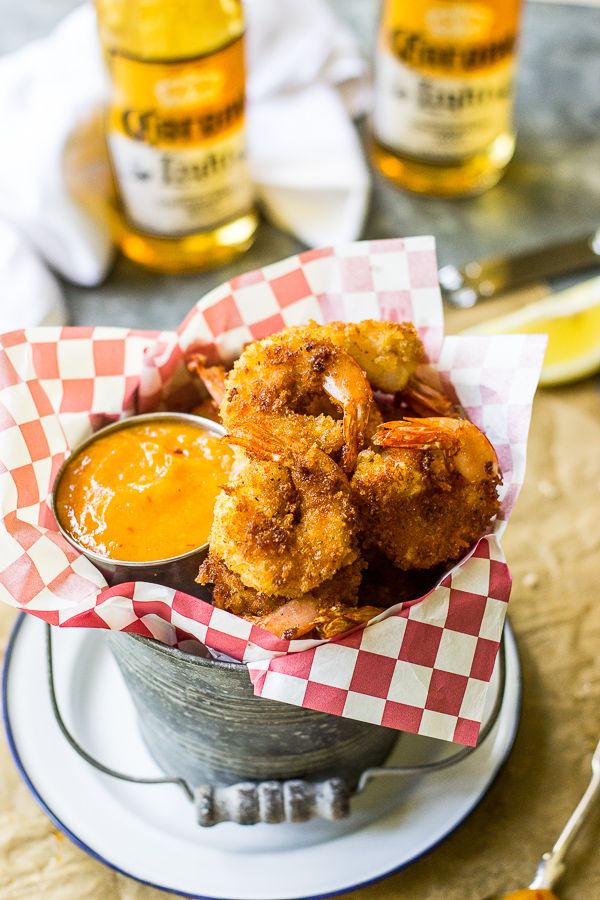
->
[[2, 614, 521, 900]]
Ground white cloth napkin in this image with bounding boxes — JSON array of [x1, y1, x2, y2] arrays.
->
[[0, 1, 370, 331], [245, 0, 370, 248]]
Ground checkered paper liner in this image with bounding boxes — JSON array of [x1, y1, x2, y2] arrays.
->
[[0, 237, 545, 746]]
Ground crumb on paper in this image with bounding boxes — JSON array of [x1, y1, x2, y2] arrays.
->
[[537, 479, 559, 500], [522, 572, 539, 589]]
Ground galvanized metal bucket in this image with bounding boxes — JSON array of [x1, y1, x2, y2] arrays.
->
[[109, 632, 398, 824], [45, 622, 506, 826]]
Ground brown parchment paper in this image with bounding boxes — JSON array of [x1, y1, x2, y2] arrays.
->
[[2, 294, 600, 900]]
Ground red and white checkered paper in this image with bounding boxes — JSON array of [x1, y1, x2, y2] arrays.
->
[[0, 237, 545, 746]]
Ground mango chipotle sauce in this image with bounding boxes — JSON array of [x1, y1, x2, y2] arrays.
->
[[55, 421, 232, 561]]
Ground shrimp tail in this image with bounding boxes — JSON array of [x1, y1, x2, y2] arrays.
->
[[373, 417, 500, 483], [373, 417, 460, 453], [339, 400, 359, 475], [227, 423, 288, 464], [253, 598, 321, 640], [187, 353, 228, 406], [323, 355, 372, 474], [401, 376, 463, 418]]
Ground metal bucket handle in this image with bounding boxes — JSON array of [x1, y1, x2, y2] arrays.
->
[[45, 624, 506, 826]]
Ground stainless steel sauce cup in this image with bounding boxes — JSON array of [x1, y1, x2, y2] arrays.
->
[[51, 412, 223, 598]]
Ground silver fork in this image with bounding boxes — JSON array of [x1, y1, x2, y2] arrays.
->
[[486, 735, 600, 899]]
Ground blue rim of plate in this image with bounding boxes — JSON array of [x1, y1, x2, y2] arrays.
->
[[2, 612, 522, 900]]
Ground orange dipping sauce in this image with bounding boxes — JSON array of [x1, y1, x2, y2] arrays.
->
[[55, 420, 232, 562]]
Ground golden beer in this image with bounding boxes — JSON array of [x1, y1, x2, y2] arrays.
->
[[96, 0, 258, 272], [371, 0, 522, 197]]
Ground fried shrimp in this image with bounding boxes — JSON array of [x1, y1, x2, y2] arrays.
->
[[197, 552, 366, 639], [283, 320, 425, 393], [281, 320, 459, 422], [209, 425, 359, 599], [188, 321, 501, 641], [352, 417, 501, 570], [221, 331, 377, 473]]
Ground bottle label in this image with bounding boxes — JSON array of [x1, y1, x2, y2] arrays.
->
[[373, 2, 519, 162], [107, 36, 253, 236]]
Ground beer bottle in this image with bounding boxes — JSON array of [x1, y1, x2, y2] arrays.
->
[[95, 0, 258, 272], [371, 0, 522, 197]]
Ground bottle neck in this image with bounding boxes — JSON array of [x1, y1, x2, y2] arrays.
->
[[95, 0, 244, 61]]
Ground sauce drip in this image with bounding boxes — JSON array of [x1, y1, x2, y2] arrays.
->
[[55, 421, 232, 562]]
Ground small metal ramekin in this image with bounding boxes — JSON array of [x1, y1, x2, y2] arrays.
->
[[51, 412, 225, 598]]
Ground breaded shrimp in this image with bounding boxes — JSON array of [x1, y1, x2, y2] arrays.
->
[[197, 552, 366, 639], [220, 331, 378, 474], [285, 321, 425, 393], [352, 417, 501, 570], [209, 425, 359, 598], [282, 320, 460, 420]]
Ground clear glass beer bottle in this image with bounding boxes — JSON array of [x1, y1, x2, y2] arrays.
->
[[96, 0, 258, 272], [371, 0, 523, 197]]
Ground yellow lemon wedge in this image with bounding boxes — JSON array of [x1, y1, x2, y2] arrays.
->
[[461, 276, 600, 386]]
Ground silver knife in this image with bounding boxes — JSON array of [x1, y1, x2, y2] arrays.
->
[[439, 227, 600, 308]]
